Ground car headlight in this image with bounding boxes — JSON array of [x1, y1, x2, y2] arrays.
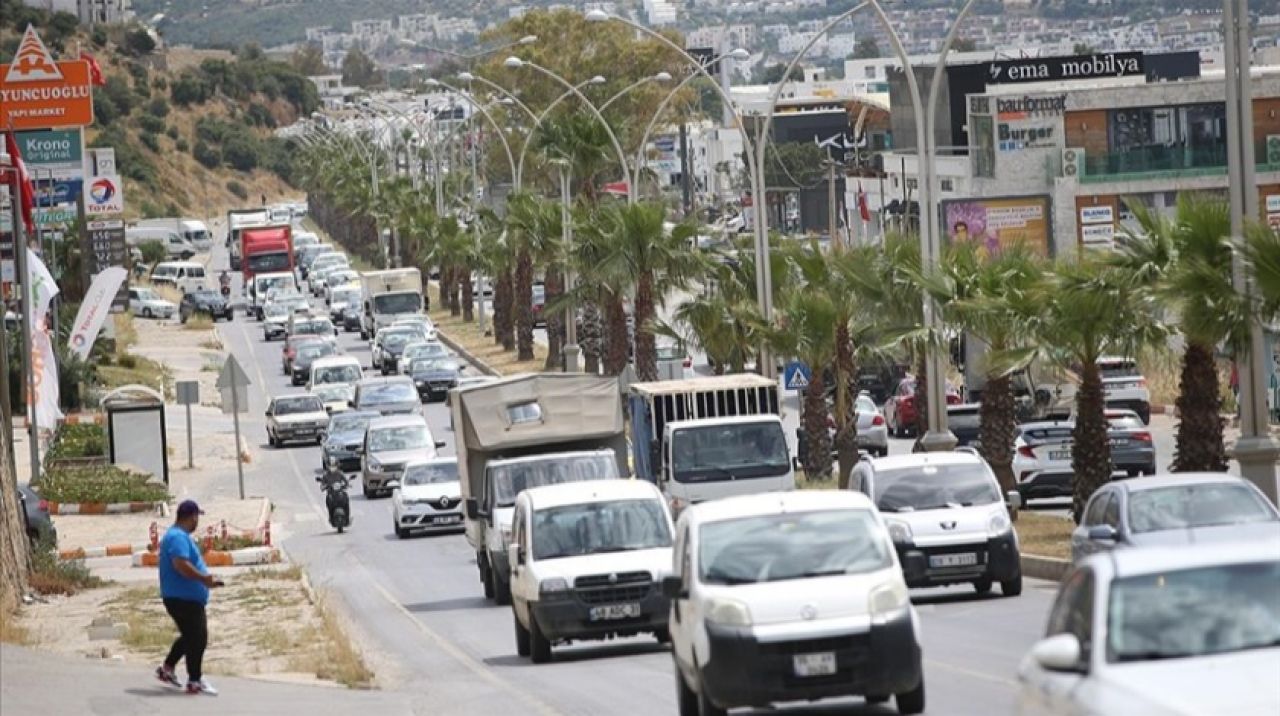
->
[[885, 518, 913, 544], [868, 581, 908, 620], [706, 598, 752, 627], [416, 379, 426, 386], [540, 577, 571, 598], [367, 458, 381, 472], [987, 510, 1012, 538]]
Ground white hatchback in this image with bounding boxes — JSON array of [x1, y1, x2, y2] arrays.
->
[[391, 458, 463, 538]]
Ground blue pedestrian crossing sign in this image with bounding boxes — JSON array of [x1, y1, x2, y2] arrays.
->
[[784, 361, 812, 392]]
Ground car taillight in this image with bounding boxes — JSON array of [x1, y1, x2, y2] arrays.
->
[[1132, 431, 1152, 443], [1135, 378, 1146, 387], [872, 415, 885, 426], [1017, 445, 1036, 459], [38, 499, 48, 512], [682, 357, 692, 368]]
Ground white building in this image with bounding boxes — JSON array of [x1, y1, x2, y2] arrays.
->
[[22, 0, 132, 25]]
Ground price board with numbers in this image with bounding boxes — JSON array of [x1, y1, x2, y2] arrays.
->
[[83, 219, 129, 312]]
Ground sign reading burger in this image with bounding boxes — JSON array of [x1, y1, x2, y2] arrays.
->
[[1, 25, 94, 131]]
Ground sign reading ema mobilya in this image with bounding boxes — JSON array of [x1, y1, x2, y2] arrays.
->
[[985, 52, 1145, 85]]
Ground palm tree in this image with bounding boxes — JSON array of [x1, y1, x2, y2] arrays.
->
[[768, 271, 838, 480], [1245, 222, 1280, 324], [504, 193, 550, 362], [1030, 257, 1164, 522], [1112, 196, 1246, 472]]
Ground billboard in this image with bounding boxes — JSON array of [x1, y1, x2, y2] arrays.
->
[[942, 195, 1053, 256], [0, 27, 94, 131], [85, 174, 124, 216]]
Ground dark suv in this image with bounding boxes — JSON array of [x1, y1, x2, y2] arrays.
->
[[180, 290, 233, 322]]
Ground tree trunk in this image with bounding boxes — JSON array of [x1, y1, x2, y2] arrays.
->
[[438, 267, 452, 315], [802, 371, 833, 480], [634, 274, 658, 382], [461, 269, 474, 323], [0, 422, 29, 612], [496, 269, 515, 351], [1171, 342, 1227, 473], [980, 372, 1017, 493], [515, 251, 535, 362], [581, 301, 602, 375], [834, 323, 859, 489], [544, 271, 563, 371], [603, 296, 629, 376], [448, 267, 461, 317], [1071, 362, 1112, 523]]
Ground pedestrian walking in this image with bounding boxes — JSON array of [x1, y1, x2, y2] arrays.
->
[[154, 500, 224, 695]]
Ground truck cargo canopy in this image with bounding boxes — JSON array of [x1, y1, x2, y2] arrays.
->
[[629, 374, 776, 396], [456, 374, 623, 452]]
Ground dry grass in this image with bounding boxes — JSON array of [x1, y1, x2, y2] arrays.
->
[[98, 354, 174, 400], [112, 313, 138, 354], [0, 597, 31, 645], [238, 565, 304, 582], [428, 294, 548, 376], [183, 315, 215, 331], [199, 337, 223, 350], [302, 594, 375, 688], [152, 285, 184, 306], [1015, 511, 1074, 560]]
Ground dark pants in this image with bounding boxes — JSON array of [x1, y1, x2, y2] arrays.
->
[[163, 598, 207, 682]]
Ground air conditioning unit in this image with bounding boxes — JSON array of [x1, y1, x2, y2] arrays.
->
[[1062, 147, 1085, 178], [1267, 135, 1280, 165]]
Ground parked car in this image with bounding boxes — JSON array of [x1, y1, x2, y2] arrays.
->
[[352, 376, 422, 417], [510, 480, 674, 663], [128, 287, 176, 320], [1013, 416, 1159, 501], [1017, 542, 1280, 716], [310, 383, 354, 414], [291, 341, 339, 386], [855, 391, 889, 456], [361, 414, 444, 498], [265, 394, 329, 447], [850, 451, 1023, 596], [948, 403, 983, 448], [390, 458, 463, 538], [1070, 473, 1280, 563], [18, 483, 55, 545], [666, 490, 926, 716], [407, 357, 463, 402], [883, 377, 962, 438], [179, 290, 233, 323], [1099, 408, 1157, 476], [1096, 356, 1151, 424], [397, 340, 450, 375], [321, 410, 378, 473]]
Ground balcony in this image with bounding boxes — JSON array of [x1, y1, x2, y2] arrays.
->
[[1080, 145, 1280, 184]]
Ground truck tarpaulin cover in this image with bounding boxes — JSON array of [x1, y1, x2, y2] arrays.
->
[[456, 373, 623, 452]]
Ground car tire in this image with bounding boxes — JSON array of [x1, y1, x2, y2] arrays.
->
[[267, 432, 277, 448], [528, 614, 551, 664], [362, 481, 371, 499], [697, 669, 727, 716], [142, 307, 153, 318], [514, 612, 531, 657], [877, 447, 889, 457], [180, 312, 188, 325], [973, 578, 993, 595], [360, 330, 368, 340], [395, 522, 408, 539], [481, 560, 495, 599], [676, 661, 699, 716], [896, 674, 925, 715], [1001, 573, 1023, 597], [654, 628, 671, 645], [495, 574, 512, 606]]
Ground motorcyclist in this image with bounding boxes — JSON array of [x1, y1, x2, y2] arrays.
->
[[319, 467, 349, 523]]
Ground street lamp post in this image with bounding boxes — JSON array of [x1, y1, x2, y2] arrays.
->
[[1223, 0, 1280, 502]]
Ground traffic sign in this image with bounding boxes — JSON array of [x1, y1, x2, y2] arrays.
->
[[784, 361, 812, 392]]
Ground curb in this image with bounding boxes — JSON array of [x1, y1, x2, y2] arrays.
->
[[434, 327, 502, 377], [59, 542, 151, 560], [132, 545, 281, 568], [1020, 554, 1072, 583], [48, 501, 164, 515]]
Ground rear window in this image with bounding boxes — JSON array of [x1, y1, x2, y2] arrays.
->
[[1098, 361, 1140, 379], [1021, 425, 1073, 442], [187, 267, 205, 278]]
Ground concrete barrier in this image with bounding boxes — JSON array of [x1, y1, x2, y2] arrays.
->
[[1020, 554, 1072, 583]]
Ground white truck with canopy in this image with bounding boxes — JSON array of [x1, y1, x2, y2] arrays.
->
[[455, 374, 628, 605], [629, 375, 794, 512], [360, 268, 424, 340]]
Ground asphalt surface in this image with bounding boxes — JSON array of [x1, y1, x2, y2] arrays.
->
[[203, 239, 1061, 715]]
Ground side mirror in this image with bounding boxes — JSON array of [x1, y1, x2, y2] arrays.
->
[[1086, 525, 1118, 542], [1006, 491, 1023, 511], [1031, 633, 1085, 673], [465, 497, 480, 520], [513, 543, 525, 565], [660, 575, 687, 600], [314, 475, 322, 482], [385, 479, 401, 491], [901, 551, 928, 582], [434, 440, 446, 449], [264, 411, 271, 417]]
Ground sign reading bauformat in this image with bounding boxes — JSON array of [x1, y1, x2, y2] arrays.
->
[[984, 52, 1145, 85]]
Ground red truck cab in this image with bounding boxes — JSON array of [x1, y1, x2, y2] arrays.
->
[[240, 225, 294, 284]]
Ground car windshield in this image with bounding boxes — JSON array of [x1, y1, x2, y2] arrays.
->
[[328, 413, 372, 434], [855, 396, 878, 415], [296, 343, 335, 361], [257, 276, 292, 293], [360, 383, 418, 405], [374, 293, 423, 314], [189, 292, 220, 302], [489, 454, 619, 507], [412, 358, 456, 373], [1127, 483, 1277, 534], [312, 364, 361, 385], [1098, 362, 1140, 379], [382, 332, 414, 348], [136, 289, 159, 301], [274, 397, 323, 415], [368, 425, 430, 452], [872, 462, 1000, 512], [247, 253, 291, 274], [294, 320, 332, 335], [403, 461, 459, 486], [532, 499, 672, 560], [265, 303, 289, 318], [312, 385, 352, 402], [948, 407, 982, 430], [405, 343, 447, 361], [1107, 414, 1145, 430], [1107, 560, 1280, 663], [671, 422, 789, 483], [699, 509, 893, 585]]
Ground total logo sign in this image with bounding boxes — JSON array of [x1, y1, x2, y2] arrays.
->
[[85, 174, 124, 215]]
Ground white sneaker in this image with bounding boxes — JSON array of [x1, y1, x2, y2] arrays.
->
[[186, 678, 218, 696]]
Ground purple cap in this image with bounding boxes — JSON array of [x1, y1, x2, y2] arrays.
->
[[176, 500, 204, 518]]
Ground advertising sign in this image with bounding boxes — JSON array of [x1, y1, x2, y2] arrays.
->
[[83, 219, 128, 312], [34, 204, 76, 227], [1080, 205, 1115, 224], [997, 120, 1056, 152], [90, 147, 116, 177], [1081, 223, 1116, 248], [85, 174, 124, 216], [34, 178, 82, 205], [983, 52, 1145, 85], [0, 27, 94, 131], [942, 195, 1052, 256]]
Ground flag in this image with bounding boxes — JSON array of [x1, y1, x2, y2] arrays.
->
[[80, 51, 106, 87], [26, 247, 58, 319], [30, 327, 62, 432], [3, 131, 36, 233], [68, 266, 126, 360], [857, 182, 871, 222]]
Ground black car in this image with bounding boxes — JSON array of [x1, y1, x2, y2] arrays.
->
[[18, 484, 56, 545], [291, 341, 338, 386], [322, 410, 379, 473], [342, 310, 362, 333], [407, 357, 462, 401], [180, 290, 233, 322]]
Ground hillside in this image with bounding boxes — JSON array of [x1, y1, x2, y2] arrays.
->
[[2, 2, 312, 220]]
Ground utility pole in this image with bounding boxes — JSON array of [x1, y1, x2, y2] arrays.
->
[[8, 180, 39, 484], [679, 122, 693, 217], [827, 161, 838, 250]]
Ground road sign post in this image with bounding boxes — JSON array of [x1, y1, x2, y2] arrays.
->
[[175, 380, 198, 469], [216, 356, 252, 499], [784, 361, 812, 392]]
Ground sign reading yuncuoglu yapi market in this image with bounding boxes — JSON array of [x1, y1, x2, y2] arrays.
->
[[0, 25, 94, 131]]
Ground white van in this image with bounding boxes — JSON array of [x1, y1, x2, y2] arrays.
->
[[250, 271, 298, 319], [509, 480, 674, 663], [308, 355, 363, 390], [150, 261, 209, 294], [135, 219, 212, 251], [126, 226, 196, 259]]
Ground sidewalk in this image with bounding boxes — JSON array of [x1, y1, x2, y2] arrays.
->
[[0, 645, 417, 716]]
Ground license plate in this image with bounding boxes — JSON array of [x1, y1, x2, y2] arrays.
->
[[588, 603, 641, 621], [1049, 450, 1070, 461], [793, 652, 837, 678], [929, 553, 978, 568], [429, 515, 461, 525]]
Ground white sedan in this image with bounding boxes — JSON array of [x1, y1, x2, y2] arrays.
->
[[854, 391, 889, 456], [128, 287, 176, 319], [1017, 542, 1280, 716], [391, 458, 464, 538]]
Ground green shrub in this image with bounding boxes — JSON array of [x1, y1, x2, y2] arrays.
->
[[170, 71, 210, 106], [34, 464, 170, 504], [222, 133, 260, 171], [166, 125, 180, 139], [146, 96, 170, 118], [124, 27, 156, 57], [138, 114, 166, 135], [46, 424, 106, 461], [139, 241, 166, 265], [193, 140, 221, 169], [117, 354, 139, 369], [175, 138, 189, 152], [90, 26, 108, 48], [138, 132, 160, 152], [226, 180, 249, 200], [29, 536, 103, 596]]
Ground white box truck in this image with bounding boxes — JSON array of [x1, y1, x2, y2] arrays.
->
[[360, 268, 423, 340]]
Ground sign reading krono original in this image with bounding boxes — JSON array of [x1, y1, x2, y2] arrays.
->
[[0, 25, 94, 131]]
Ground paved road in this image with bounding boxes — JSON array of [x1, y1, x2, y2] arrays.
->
[[202, 239, 1060, 716]]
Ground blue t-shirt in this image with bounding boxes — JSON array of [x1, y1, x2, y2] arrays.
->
[[158, 525, 210, 605]]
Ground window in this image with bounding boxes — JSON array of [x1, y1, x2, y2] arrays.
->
[[940, 178, 954, 192], [1102, 494, 1121, 528], [864, 65, 877, 79], [1046, 567, 1095, 667], [1084, 491, 1111, 526], [507, 401, 543, 425]]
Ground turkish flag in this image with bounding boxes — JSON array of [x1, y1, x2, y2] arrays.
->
[[857, 182, 871, 222], [3, 131, 36, 233], [80, 51, 106, 87]]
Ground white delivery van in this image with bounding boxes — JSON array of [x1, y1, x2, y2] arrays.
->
[[135, 218, 212, 251], [150, 261, 209, 294], [127, 226, 196, 259], [250, 271, 298, 320], [308, 355, 363, 390]]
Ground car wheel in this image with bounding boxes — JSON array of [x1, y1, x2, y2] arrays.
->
[[514, 612, 531, 657], [878, 447, 889, 458], [142, 307, 153, 318], [895, 674, 925, 715], [394, 522, 408, 539], [180, 313, 188, 324], [267, 431, 278, 448], [528, 614, 552, 664], [495, 574, 512, 606], [360, 330, 368, 340], [1001, 573, 1023, 597], [481, 559, 495, 599], [654, 628, 671, 645], [676, 661, 699, 716], [697, 669, 727, 716], [362, 481, 371, 499], [973, 578, 993, 595]]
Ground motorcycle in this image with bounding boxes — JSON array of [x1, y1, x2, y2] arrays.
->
[[317, 472, 352, 533]]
